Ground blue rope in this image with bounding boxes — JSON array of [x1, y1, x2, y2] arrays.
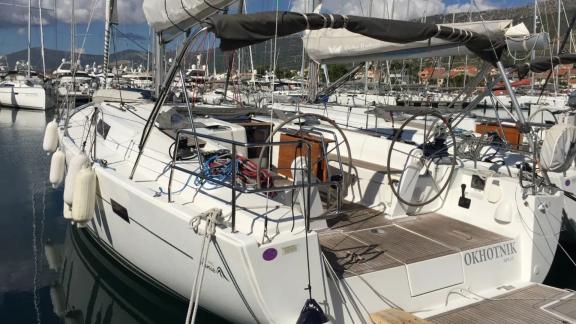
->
[[194, 155, 236, 189], [158, 174, 194, 196], [158, 153, 243, 195]]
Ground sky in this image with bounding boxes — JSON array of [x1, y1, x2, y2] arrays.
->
[[0, 0, 537, 56]]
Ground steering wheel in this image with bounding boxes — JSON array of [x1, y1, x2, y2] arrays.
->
[[386, 111, 457, 207], [255, 113, 353, 201]]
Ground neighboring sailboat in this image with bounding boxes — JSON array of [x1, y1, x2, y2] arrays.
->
[[92, 0, 152, 104], [53, 59, 96, 104], [0, 1, 52, 110], [0, 74, 49, 110]]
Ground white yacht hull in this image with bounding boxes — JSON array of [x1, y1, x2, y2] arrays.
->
[[59, 139, 321, 323], [0, 85, 47, 110], [56, 102, 564, 323], [92, 88, 150, 104]]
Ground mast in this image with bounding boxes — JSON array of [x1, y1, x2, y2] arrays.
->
[[71, 0, 75, 66], [27, 0, 31, 77], [212, 34, 216, 77], [307, 0, 319, 102], [446, 12, 456, 89], [38, 0, 46, 77], [154, 33, 164, 96], [224, 0, 242, 98], [103, 0, 116, 89], [531, 0, 537, 94], [146, 26, 151, 75], [243, 0, 254, 79], [556, 0, 561, 94], [557, 0, 562, 53], [463, 10, 472, 88]]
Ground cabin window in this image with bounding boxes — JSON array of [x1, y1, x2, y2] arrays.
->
[[110, 199, 129, 223]]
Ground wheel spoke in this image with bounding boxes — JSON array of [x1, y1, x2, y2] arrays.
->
[[387, 111, 456, 207]]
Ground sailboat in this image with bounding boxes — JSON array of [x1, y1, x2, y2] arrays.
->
[[0, 75, 49, 110], [46, 3, 576, 324], [91, 0, 152, 104], [0, 0, 52, 110], [53, 59, 96, 104]]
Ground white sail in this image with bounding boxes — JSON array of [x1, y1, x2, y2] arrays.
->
[[143, 0, 236, 40], [303, 20, 539, 64]]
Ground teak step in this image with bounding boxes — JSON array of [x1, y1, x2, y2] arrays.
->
[[429, 284, 576, 323], [371, 308, 430, 324]]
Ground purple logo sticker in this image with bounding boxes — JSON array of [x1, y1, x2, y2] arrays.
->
[[566, 179, 571, 187], [262, 248, 278, 261]]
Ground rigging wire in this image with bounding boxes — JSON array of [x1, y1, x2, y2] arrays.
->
[[77, 0, 100, 62]]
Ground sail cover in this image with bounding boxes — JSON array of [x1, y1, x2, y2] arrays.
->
[[515, 53, 576, 79], [206, 12, 507, 63], [304, 20, 515, 64], [143, 0, 236, 42]]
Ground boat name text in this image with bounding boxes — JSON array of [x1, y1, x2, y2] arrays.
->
[[464, 242, 517, 265]]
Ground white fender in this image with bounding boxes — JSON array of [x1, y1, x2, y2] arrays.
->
[[71, 166, 97, 225], [49, 150, 66, 189], [43, 120, 59, 153], [63, 202, 72, 220], [63, 152, 89, 205]]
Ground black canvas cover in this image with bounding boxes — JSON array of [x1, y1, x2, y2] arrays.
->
[[515, 53, 576, 79], [206, 12, 506, 63]]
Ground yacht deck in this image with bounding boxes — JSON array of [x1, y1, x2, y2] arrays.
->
[[429, 284, 576, 323], [319, 204, 510, 278]]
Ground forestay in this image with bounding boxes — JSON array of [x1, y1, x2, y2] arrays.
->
[[143, 0, 237, 42]]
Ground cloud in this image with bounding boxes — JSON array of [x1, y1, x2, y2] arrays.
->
[[0, 0, 146, 27], [446, 0, 498, 14], [291, 0, 501, 20]]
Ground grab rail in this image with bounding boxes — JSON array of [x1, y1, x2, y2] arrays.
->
[[167, 129, 343, 233]]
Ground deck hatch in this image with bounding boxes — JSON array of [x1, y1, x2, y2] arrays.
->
[[429, 284, 573, 323], [97, 119, 111, 139], [542, 295, 576, 322]]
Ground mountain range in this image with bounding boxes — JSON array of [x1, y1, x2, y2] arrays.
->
[[2, 2, 574, 73], [2, 47, 149, 73]]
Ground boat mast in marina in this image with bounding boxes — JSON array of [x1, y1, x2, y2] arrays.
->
[[27, 0, 31, 77], [102, 0, 116, 89]]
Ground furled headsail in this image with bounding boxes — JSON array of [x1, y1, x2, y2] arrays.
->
[[206, 12, 509, 63], [143, 0, 237, 42]]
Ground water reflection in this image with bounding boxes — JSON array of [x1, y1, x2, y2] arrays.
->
[[0, 107, 225, 323], [46, 227, 190, 324], [0, 107, 64, 324]]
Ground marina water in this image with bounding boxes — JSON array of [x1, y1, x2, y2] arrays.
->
[[0, 107, 229, 323]]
